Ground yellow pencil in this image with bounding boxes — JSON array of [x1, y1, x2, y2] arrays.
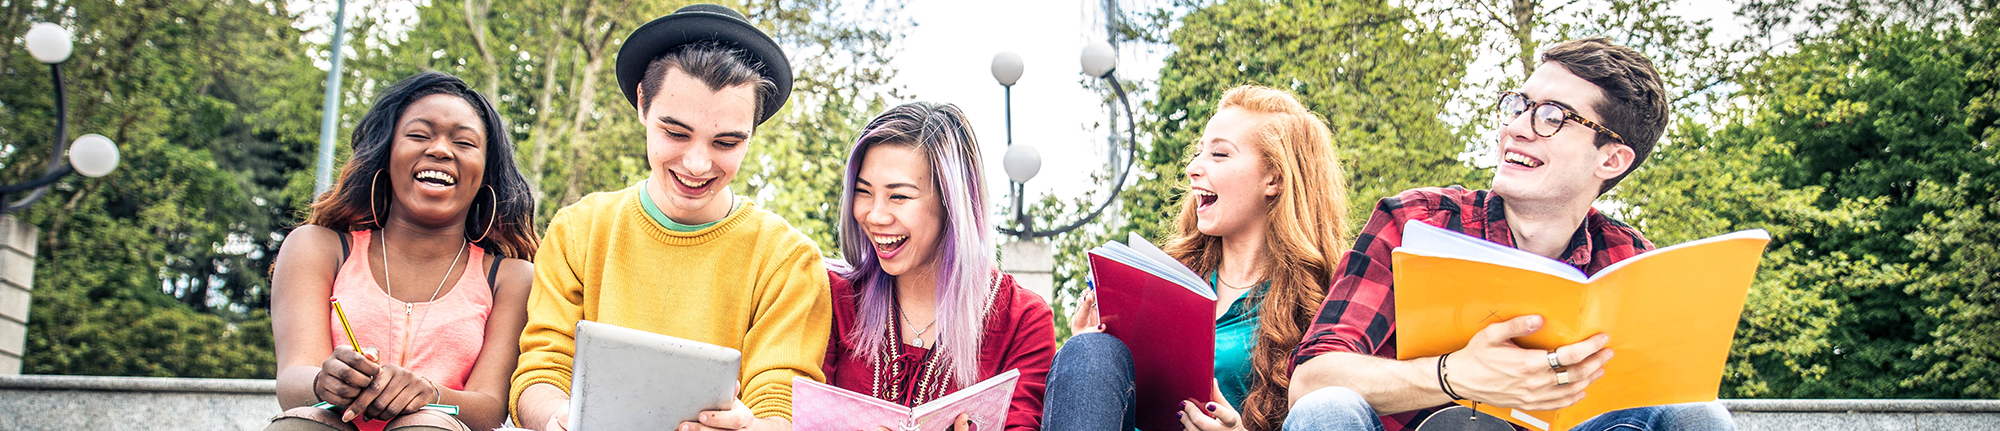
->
[[330, 298, 370, 361]]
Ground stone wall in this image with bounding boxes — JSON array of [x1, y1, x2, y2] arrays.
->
[[4, 374, 1999, 430], [1724, 399, 2000, 430], [0, 215, 37, 375], [0, 375, 276, 430], [999, 240, 1055, 302]]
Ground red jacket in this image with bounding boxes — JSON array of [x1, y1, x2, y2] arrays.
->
[[824, 270, 1056, 431]]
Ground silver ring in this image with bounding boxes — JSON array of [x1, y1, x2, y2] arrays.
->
[[1548, 351, 1564, 370], [1556, 371, 1572, 386]]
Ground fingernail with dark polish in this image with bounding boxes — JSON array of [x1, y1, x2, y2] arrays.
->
[[1207, 402, 1218, 412]]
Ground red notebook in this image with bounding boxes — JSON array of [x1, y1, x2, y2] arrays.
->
[[1087, 233, 1218, 431]]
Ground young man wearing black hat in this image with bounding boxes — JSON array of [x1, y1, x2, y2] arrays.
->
[[510, 5, 827, 431], [1281, 38, 1736, 431]]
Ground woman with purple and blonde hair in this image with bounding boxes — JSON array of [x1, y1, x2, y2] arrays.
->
[[820, 102, 1056, 431]]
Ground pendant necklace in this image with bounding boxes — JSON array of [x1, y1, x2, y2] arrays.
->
[[380, 229, 466, 365]]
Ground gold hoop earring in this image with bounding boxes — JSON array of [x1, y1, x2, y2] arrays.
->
[[469, 185, 497, 243], [368, 170, 385, 227]]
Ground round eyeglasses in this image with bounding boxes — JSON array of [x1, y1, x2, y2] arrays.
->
[[1497, 92, 1625, 145]]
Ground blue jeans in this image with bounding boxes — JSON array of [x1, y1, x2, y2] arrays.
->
[[1284, 387, 1736, 431], [1043, 332, 1138, 431]]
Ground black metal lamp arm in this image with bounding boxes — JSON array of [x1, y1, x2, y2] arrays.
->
[[998, 74, 1140, 239], [0, 63, 80, 213]]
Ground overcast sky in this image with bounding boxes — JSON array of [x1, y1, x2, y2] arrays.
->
[[288, 0, 1759, 220], [292, 0, 1163, 214], [888, 0, 1168, 217]]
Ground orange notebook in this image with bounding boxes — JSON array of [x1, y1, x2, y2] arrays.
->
[[1087, 233, 1216, 431], [1392, 220, 1769, 431]]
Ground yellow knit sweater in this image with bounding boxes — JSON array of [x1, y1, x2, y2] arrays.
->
[[510, 183, 831, 422]]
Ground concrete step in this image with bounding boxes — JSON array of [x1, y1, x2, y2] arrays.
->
[[3, 374, 1997, 430]]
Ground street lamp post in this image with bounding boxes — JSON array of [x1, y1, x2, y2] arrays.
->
[[990, 52, 1038, 234], [314, 0, 350, 196], [2, 22, 124, 375], [12, 23, 123, 207], [993, 41, 1138, 240], [989, 42, 1138, 302]]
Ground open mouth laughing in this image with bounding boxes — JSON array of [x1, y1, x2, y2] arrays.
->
[[669, 170, 716, 194], [872, 233, 908, 258], [1503, 149, 1545, 169], [415, 169, 457, 187], [1194, 189, 1219, 210]]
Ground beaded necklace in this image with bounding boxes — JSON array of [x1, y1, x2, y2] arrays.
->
[[868, 274, 1001, 405], [872, 297, 949, 404]]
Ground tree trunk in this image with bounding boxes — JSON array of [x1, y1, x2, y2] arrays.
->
[[560, 50, 605, 206], [461, 0, 501, 99], [558, 0, 622, 206], [1511, 0, 1536, 80], [526, 2, 576, 203]]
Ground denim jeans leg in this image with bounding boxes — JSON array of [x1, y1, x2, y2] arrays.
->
[[1282, 387, 1385, 431], [1572, 402, 1736, 431], [1043, 332, 1138, 431]]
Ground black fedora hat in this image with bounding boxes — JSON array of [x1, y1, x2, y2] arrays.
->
[[615, 3, 792, 125]]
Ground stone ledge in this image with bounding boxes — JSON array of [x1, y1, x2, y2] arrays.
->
[[0, 374, 276, 394], [1722, 399, 2000, 413], [3, 375, 1999, 431], [0, 375, 276, 431]]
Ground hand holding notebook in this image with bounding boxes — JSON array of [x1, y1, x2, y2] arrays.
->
[[1393, 220, 1769, 431], [1086, 233, 1217, 431], [566, 320, 741, 430], [792, 369, 1019, 431]]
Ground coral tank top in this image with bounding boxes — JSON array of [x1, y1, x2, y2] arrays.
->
[[328, 230, 491, 431]]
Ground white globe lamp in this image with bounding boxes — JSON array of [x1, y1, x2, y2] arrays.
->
[[69, 134, 119, 178], [1002, 144, 1042, 184], [991, 52, 1024, 86], [1081, 41, 1116, 78], [24, 23, 73, 64]]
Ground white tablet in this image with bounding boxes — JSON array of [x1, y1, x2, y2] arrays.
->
[[568, 320, 741, 431]]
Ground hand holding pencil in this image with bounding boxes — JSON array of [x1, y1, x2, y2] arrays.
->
[[320, 298, 450, 423], [314, 344, 380, 414], [330, 298, 374, 362], [315, 298, 382, 419]]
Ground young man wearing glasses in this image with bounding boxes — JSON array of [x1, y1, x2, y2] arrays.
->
[[1281, 38, 1735, 431]]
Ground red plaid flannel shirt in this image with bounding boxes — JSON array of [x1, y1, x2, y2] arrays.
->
[[1291, 186, 1653, 431]]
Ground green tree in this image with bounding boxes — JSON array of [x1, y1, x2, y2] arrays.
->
[[1423, 0, 1972, 399], [351, 0, 908, 249], [1621, 2, 1999, 397], [1038, 0, 1484, 342], [1619, 115, 1884, 397], [733, 1, 908, 251], [3, 0, 324, 377], [1142, 0, 1481, 234], [8, 0, 907, 378], [1528, 0, 1867, 398], [1735, 16, 1999, 398]]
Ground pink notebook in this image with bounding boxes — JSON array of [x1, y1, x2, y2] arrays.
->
[[792, 369, 1019, 431]]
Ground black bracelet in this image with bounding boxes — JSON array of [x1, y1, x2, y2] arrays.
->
[[1439, 353, 1465, 401]]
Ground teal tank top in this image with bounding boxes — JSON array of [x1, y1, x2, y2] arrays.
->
[[1211, 272, 1267, 409]]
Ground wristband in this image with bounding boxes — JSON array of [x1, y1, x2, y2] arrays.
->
[[1438, 353, 1465, 401], [420, 376, 443, 405]]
